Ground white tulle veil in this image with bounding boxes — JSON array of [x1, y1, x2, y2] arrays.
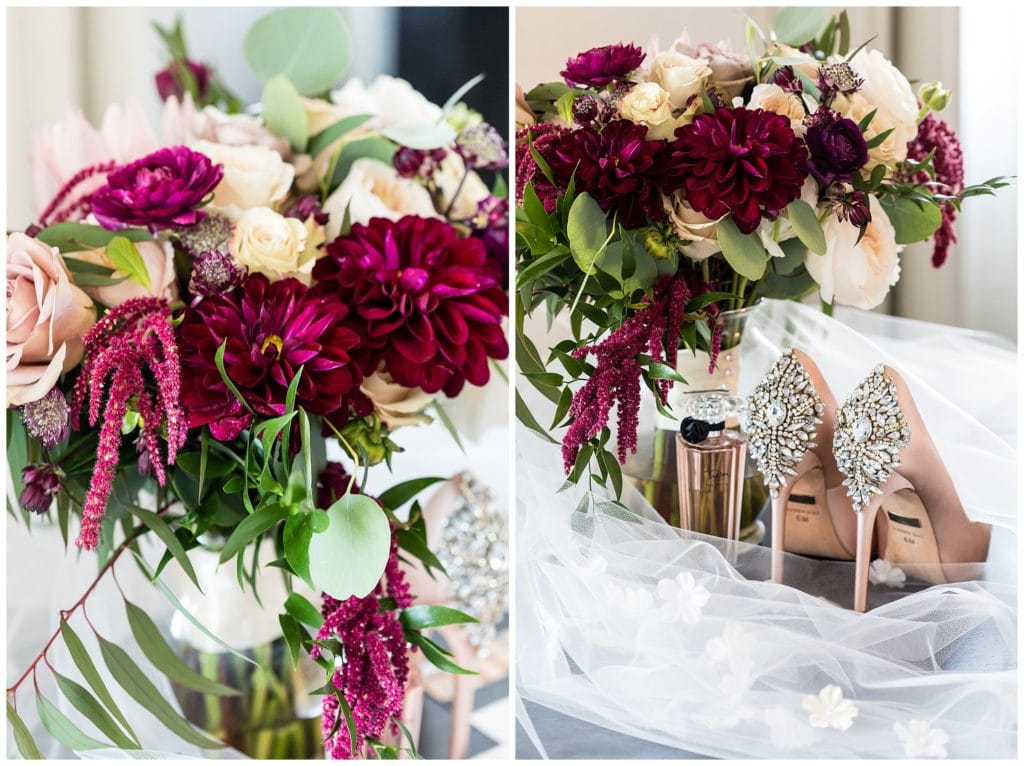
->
[[515, 299, 1017, 759]]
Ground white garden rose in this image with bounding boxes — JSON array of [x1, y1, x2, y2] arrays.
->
[[805, 195, 901, 310], [228, 207, 322, 284], [619, 82, 686, 140], [361, 367, 435, 430], [433, 152, 491, 221], [642, 50, 712, 109], [835, 49, 918, 168], [330, 75, 442, 130], [321, 158, 440, 240], [192, 140, 295, 217]]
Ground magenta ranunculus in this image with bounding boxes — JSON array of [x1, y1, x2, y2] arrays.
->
[[561, 43, 645, 88], [314, 216, 508, 398], [805, 110, 869, 186], [665, 107, 809, 234], [177, 273, 367, 440], [155, 59, 211, 102], [548, 120, 671, 229], [90, 146, 223, 231]]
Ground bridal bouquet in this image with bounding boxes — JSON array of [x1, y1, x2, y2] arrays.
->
[[7, 8, 508, 759], [515, 8, 1007, 494]]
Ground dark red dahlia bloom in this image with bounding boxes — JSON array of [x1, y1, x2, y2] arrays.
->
[[177, 274, 366, 441], [665, 107, 809, 234], [91, 146, 223, 230], [155, 59, 211, 102], [314, 216, 508, 398], [561, 43, 645, 88], [548, 120, 671, 230]]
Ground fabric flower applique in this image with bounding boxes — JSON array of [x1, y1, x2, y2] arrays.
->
[[763, 706, 817, 752], [894, 719, 949, 758], [656, 571, 710, 625], [802, 684, 859, 731], [606, 581, 654, 620], [705, 624, 756, 696], [869, 558, 907, 588]]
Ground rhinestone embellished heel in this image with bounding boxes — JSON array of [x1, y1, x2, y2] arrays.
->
[[743, 349, 856, 584], [834, 365, 991, 613]]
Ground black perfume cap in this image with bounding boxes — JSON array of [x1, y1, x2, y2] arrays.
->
[[680, 416, 725, 445]]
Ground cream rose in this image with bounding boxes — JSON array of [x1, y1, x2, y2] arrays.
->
[[516, 85, 536, 131], [330, 75, 442, 130], [835, 49, 918, 168], [805, 195, 901, 310], [618, 82, 687, 140], [667, 193, 720, 261], [192, 140, 295, 216], [772, 44, 820, 79], [685, 41, 753, 100], [433, 153, 491, 221], [73, 239, 178, 308], [322, 158, 440, 240], [361, 367, 435, 430], [7, 234, 97, 406], [643, 50, 712, 109], [746, 83, 814, 135], [229, 208, 322, 284]]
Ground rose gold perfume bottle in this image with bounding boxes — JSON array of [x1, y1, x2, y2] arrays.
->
[[675, 391, 747, 540]]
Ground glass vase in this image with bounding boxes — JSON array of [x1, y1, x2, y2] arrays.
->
[[622, 305, 768, 542]]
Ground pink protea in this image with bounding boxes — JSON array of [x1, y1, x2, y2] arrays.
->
[[69, 297, 183, 549]]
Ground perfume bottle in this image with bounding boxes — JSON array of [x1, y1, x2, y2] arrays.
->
[[675, 391, 747, 540]]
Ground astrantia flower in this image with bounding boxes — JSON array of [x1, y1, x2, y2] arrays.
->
[[456, 123, 508, 170], [548, 120, 671, 229], [665, 107, 809, 234], [392, 146, 447, 179], [21, 387, 70, 447], [177, 274, 367, 440], [314, 216, 508, 397], [561, 43, 645, 88], [188, 250, 245, 298], [805, 110, 869, 186], [90, 146, 223, 230], [175, 212, 233, 256], [20, 464, 62, 515]]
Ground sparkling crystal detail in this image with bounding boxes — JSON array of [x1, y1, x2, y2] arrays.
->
[[741, 349, 824, 499], [834, 366, 911, 513], [852, 415, 872, 443], [437, 473, 509, 656]]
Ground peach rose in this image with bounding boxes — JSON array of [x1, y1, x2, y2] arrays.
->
[[7, 234, 97, 406], [361, 367, 435, 430]]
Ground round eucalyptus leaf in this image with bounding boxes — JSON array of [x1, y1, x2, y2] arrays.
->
[[244, 8, 351, 95], [308, 494, 390, 599]]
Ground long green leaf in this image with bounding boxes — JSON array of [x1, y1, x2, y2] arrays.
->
[[7, 701, 44, 759], [36, 692, 111, 751], [218, 503, 289, 564], [35, 222, 152, 253], [140, 561, 258, 667], [124, 600, 239, 697], [283, 512, 314, 587], [516, 390, 557, 443], [122, 505, 199, 591], [406, 632, 476, 675], [377, 477, 446, 512], [307, 114, 373, 157], [400, 604, 478, 631], [214, 341, 255, 414], [284, 593, 324, 629], [59, 619, 139, 745], [97, 636, 224, 749], [53, 672, 139, 749], [431, 401, 465, 453]]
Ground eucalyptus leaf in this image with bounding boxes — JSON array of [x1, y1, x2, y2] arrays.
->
[[786, 199, 827, 255], [566, 193, 610, 275], [261, 75, 309, 152], [773, 7, 831, 46], [331, 137, 398, 189], [243, 7, 350, 95], [98, 636, 224, 749], [308, 493, 391, 599], [716, 216, 769, 280], [123, 504, 200, 590], [7, 701, 44, 759], [124, 600, 239, 696], [36, 692, 111, 751], [53, 672, 139, 750], [442, 73, 486, 114]]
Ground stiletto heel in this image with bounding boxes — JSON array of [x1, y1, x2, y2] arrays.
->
[[835, 365, 991, 612], [744, 349, 857, 582]]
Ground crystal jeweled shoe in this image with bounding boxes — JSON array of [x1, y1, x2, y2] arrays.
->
[[743, 349, 857, 584], [834, 365, 992, 613]]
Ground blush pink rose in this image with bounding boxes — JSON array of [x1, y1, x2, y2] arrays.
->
[[7, 233, 97, 406]]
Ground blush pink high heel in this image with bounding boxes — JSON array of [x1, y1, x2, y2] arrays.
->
[[743, 349, 857, 584], [833, 365, 992, 613]]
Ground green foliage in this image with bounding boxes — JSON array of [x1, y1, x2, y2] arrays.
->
[[306, 114, 373, 157], [380, 122, 456, 150], [308, 493, 391, 600], [772, 7, 832, 46], [36, 222, 152, 253], [244, 7, 350, 95], [717, 216, 768, 280], [7, 702, 44, 759], [330, 137, 398, 190], [786, 200, 827, 255], [261, 75, 310, 152], [105, 236, 152, 290], [879, 194, 943, 244]]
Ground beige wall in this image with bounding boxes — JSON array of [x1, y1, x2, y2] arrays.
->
[[516, 6, 1017, 342]]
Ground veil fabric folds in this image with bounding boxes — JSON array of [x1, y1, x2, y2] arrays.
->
[[515, 299, 1017, 759]]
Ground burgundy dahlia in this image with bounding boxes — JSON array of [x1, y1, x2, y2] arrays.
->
[[548, 120, 671, 229], [805, 110, 869, 186], [314, 216, 508, 397], [155, 59, 211, 102], [665, 107, 809, 234], [91, 146, 223, 231], [561, 43, 645, 88], [177, 274, 367, 441]]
